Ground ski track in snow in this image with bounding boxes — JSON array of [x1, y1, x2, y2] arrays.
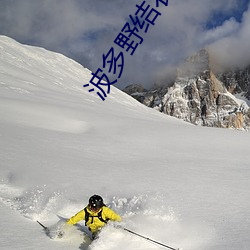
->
[[0, 180, 211, 250]]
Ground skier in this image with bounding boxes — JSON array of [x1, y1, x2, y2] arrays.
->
[[66, 194, 121, 239]]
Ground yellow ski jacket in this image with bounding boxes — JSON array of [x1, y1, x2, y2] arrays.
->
[[67, 206, 121, 233]]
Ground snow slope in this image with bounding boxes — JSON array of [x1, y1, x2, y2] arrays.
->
[[0, 35, 250, 250]]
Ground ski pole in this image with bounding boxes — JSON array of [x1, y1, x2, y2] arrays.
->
[[37, 220, 48, 231], [122, 227, 180, 250]]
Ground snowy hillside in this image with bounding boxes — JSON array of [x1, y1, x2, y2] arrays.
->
[[0, 36, 250, 250]]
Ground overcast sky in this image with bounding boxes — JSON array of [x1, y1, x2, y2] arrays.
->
[[0, 0, 249, 89]]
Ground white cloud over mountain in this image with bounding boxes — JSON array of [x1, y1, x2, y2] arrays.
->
[[0, 0, 249, 88]]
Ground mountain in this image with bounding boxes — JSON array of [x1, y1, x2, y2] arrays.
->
[[1, 36, 250, 250], [123, 49, 250, 130], [217, 66, 250, 100]]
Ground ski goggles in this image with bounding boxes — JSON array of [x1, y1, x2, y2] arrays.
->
[[89, 205, 101, 212]]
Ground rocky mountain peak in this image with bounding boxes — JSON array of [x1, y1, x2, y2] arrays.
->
[[177, 49, 210, 78], [123, 49, 250, 130]]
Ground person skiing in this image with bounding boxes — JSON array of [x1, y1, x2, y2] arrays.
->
[[66, 195, 121, 239]]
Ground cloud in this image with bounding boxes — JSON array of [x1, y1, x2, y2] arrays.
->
[[209, 3, 250, 69], [0, 0, 249, 88], [200, 18, 240, 45]]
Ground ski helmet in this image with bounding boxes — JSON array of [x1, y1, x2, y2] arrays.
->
[[89, 195, 104, 210]]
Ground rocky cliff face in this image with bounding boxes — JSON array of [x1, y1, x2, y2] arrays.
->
[[123, 49, 250, 130], [217, 66, 250, 100]]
